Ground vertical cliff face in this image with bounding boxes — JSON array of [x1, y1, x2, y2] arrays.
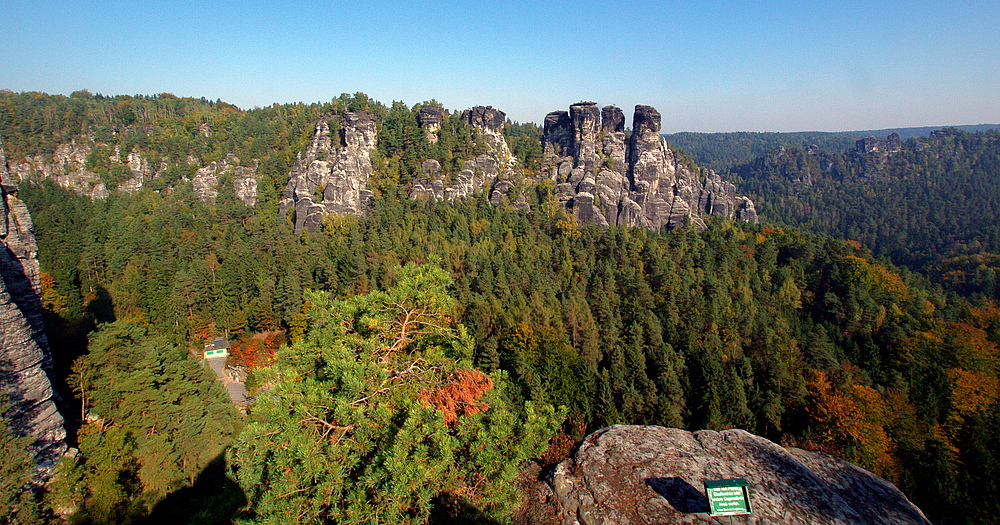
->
[[279, 112, 378, 232], [461, 105, 514, 169], [0, 145, 68, 475], [191, 154, 260, 205], [282, 102, 751, 230], [417, 105, 446, 144], [543, 103, 757, 230]]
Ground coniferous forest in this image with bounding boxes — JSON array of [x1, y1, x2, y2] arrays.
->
[[2, 91, 1000, 524], [728, 129, 1000, 300]]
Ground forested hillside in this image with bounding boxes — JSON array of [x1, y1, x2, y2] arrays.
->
[[664, 125, 1000, 172], [10, 179, 999, 523], [2, 91, 1000, 524], [733, 128, 1000, 301]]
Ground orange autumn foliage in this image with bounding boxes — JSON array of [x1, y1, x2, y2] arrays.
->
[[803, 369, 896, 477], [39, 271, 68, 314], [418, 368, 493, 425], [229, 331, 285, 369], [193, 324, 214, 341], [946, 368, 1000, 418], [966, 305, 1000, 330]]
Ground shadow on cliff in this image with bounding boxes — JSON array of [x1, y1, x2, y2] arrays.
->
[[139, 452, 246, 525], [0, 242, 70, 458], [645, 477, 710, 514]]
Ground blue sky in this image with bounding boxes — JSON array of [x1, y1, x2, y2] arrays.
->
[[3, 0, 998, 132]]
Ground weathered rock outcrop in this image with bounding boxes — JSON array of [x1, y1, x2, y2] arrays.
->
[[856, 133, 902, 154], [7, 138, 110, 199], [408, 106, 524, 208], [543, 103, 757, 230], [0, 146, 68, 475], [279, 112, 378, 232], [462, 106, 514, 168], [417, 105, 447, 144], [6, 136, 260, 204], [409, 156, 499, 203], [191, 154, 260, 205], [550, 425, 928, 525]]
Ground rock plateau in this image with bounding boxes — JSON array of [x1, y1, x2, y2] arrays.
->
[[548, 425, 929, 525]]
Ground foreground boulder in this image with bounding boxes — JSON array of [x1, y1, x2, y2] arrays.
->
[[550, 425, 929, 525]]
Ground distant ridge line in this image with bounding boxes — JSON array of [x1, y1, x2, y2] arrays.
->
[[665, 124, 1000, 138], [662, 124, 1000, 172]]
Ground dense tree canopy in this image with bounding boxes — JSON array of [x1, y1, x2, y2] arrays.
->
[[3, 91, 1000, 524], [734, 128, 1000, 301], [232, 263, 561, 524], [18, 175, 1000, 522], [664, 125, 1000, 173], [43, 321, 242, 523]]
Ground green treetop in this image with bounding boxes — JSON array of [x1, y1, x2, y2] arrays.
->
[[231, 262, 563, 524]]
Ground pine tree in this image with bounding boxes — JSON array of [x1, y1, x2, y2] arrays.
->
[[231, 263, 562, 524]]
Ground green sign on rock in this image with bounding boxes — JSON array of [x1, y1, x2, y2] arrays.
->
[[704, 478, 752, 517]]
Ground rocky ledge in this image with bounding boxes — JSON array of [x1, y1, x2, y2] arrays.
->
[[549, 425, 929, 525]]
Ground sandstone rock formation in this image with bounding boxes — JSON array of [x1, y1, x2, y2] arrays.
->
[[550, 425, 929, 525], [0, 146, 68, 475], [115, 146, 155, 194], [279, 112, 378, 232], [856, 133, 902, 154], [462, 106, 514, 168], [409, 156, 498, 203], [291, 103, 752, 229], [6, 138, 110, 199], [191, 154, 260, 205], [417, 105, 447, 144], [408, 106, 524, 208], [542, 103, 757, 230], [5, 136, 261, 204]]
